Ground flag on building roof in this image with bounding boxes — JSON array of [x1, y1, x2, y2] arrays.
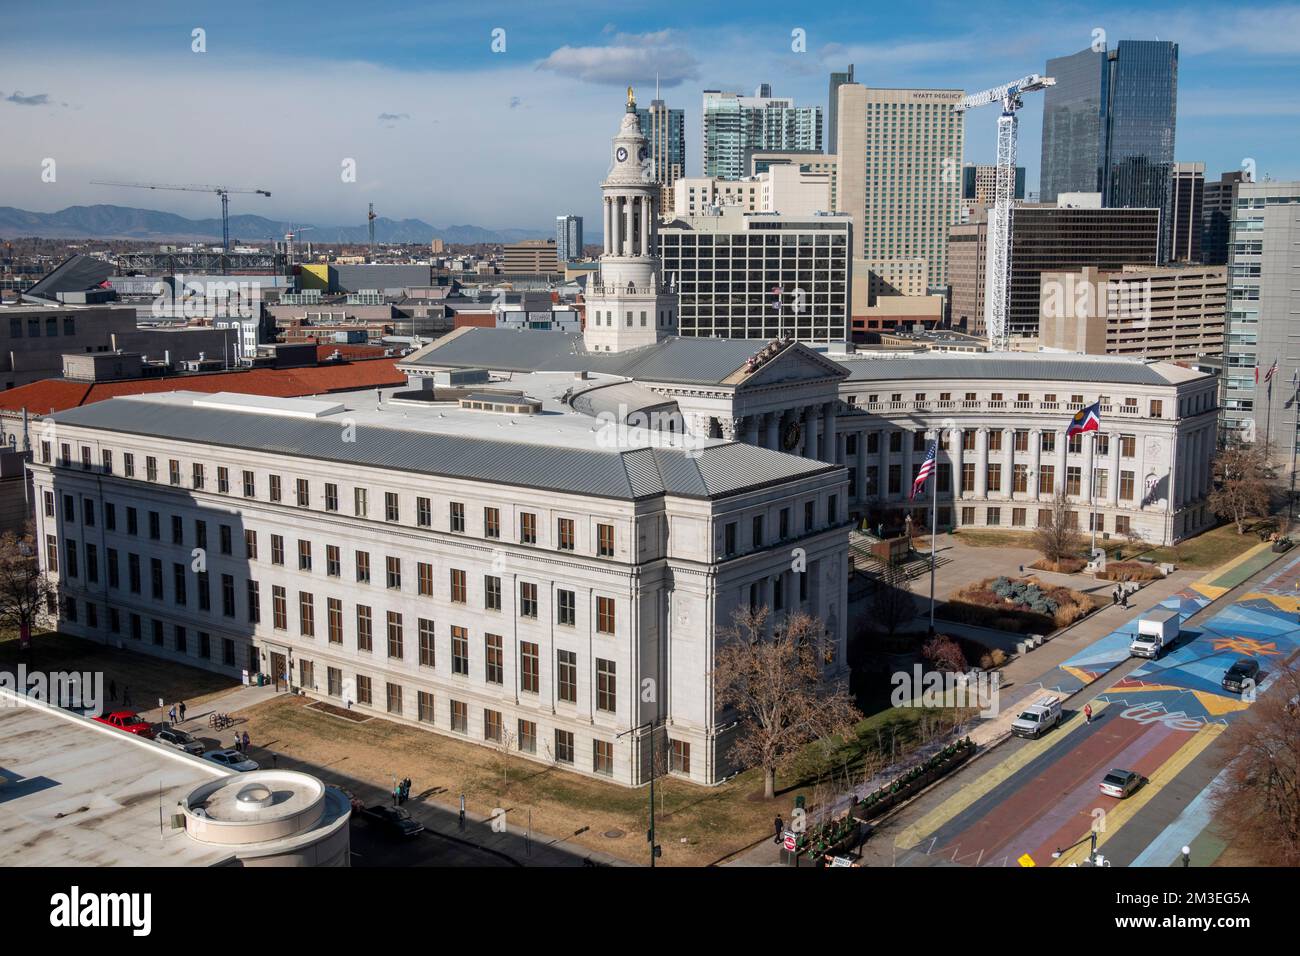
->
[[1066, 400, 1102, 437], [910, 439, 938, 501]]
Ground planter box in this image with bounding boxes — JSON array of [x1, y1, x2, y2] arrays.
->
[[854, 741, 976, 821]]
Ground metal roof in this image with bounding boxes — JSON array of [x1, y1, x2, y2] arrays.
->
[[404, 327, 826, 387], [50, 395, 838, 501], [837, 355, 1184, 386]]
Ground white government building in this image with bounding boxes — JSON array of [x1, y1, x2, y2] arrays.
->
[[33, 93, 1218, 787]]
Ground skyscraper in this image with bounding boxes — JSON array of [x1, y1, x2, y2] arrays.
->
[[1040, 40, 1179, 261], [1221, 181, 1300, 449], [555, 215, 583, 266], [701, 86, 821, 180], [826, 64, 854, 155], [1169, 162, 1204, 264], [636, 100, 686, 217], [835, 84, 964, 290], [1201, 170, 1246, 266]]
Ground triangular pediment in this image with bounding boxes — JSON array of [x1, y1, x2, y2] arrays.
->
[[731, 343, 849, 389]]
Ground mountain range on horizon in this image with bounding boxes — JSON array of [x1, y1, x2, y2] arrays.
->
[[0, 204, 552, 245]]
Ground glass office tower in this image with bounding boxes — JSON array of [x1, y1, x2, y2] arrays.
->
[[1040, 47, 1108, 203]]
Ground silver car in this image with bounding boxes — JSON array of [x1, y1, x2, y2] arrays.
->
[[155, 728, 205, 755], [1098, 769, 1141, 799], [203, 748, 259, 772]]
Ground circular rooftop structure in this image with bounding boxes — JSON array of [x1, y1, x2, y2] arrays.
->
[[182, 770, 351, 866]]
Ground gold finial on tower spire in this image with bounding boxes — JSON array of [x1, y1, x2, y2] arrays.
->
[[627, 85, 635, 108]]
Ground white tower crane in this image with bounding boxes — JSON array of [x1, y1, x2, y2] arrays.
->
[[957, 73, 1055, 351]]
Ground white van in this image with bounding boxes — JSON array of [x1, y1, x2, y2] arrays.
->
[[1011, 696, 1062, 739]]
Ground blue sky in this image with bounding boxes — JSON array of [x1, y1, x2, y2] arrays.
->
[[1, 0, 1296, 232]]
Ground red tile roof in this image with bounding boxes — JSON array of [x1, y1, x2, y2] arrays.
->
[[0, 359, 406, 416]]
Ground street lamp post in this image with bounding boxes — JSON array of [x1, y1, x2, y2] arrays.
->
[[617, 718, 664, 867]]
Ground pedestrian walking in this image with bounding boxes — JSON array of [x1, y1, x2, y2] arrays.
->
[[178, 701, 186, 722], [168, 705, 177, 725], [1084, 703, 1093, 724], [108, 679, 117, 702], [403, 777, 412, 803], [393, 782, 401, 805], [242, 731, 250, 753], [233, 734, 243, 753], [773, 815, 784, 844]]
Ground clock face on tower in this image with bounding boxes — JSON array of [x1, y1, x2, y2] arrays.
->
[[782, 420, 803, 451], [615, 146, 628, 163]]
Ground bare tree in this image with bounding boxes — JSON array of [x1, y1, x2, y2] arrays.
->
[[1208, 440, 1275, 534], [1033, 490, 1083, 564], [0, 524, 58, 651], [922, 634, 967, 672], [1212, 661, 1300, 865], [870, 560, 917, 638], [712, 607, 862, 799]]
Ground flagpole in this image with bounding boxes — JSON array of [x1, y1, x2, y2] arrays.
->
[[1290, 372, 1299, 536], [929, 435, 938, 636], [1089, 427, 1097, 558]]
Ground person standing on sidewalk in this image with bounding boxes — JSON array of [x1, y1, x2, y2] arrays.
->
[[178, 700, 186, 722], [1084, 703, 1093, 724], [773, 815, 784, 844]]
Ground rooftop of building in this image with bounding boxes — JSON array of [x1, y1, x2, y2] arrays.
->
[[49, 389, 841, 501], [0, 691, 234, 867], [833, 350, 1208, 386], [0, 355, 406, 416]]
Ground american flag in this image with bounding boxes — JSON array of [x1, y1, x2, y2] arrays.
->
[[1265, 358, 1279, 384], [910, 439, 938, 501]]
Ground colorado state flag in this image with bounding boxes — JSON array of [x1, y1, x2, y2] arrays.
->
[[1066, 400, 1102, 437]]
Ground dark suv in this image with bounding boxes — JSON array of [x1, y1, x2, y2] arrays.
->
[[1221, 659, 1260, 694]]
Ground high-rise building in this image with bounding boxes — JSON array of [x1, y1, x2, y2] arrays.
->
[[1040, 41, 1179, 261], [1169, 163, 1204, 263], [659, 207, 851, 343], [826, 64, 854, 155], [835, 84, 965, 290], [750, 151, 838, 211], [635, 100, 686, 216], [502, 239, 559, 275], [962, 163, 1025, 221], [555, 215, 583, 266], [948, 199, 1160, 337], [1201, 170, 1246, 266], [1221, 181, 1300, 449], [672, 164, 831, 219], [701, 86, 822, 181]]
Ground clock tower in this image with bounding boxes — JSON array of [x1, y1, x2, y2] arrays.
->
[[583, 88, 678, 353]]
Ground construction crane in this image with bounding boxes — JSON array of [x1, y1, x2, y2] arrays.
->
[[957, 73, 1055, 351], [368, 203, 377, 260], [90, 180, 272, 266]]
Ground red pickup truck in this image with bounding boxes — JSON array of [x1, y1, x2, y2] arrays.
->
[[93, 710, 156, 739]]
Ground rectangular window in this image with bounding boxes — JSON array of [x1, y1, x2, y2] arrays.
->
[[418, 618, 435, 666], [520, 641, 539, 693], [328, 598, 343, 644], [752, 514, 764, 548], [557, 517, 575, 551], [557, 589, 576, 626], [221, 574, 235, 617], [1120, 435, 1136, 458], [328, 667, 343, 697], [450, 568, 467, 603], [1120, 471, 1135, 501], [299, 592, 315, 637], [385, 491, 399, 522], [450, 699, 467, 733], [192, 463, 205, 489], [596, 658, 616, 713], [244, 529, 258, 560], [325, 483, 339, 512], [272, 586, 287, 630], [596, 596, 615, 634], [724, 522, 737, 557], [247, 580, 260, 623], [520, 582, 538, 618], [451, 625, 469, 675], [1012, 507, 1027, 527], [356, 551, 371, 583], [1013, 464, 1029, 494], [597, 522, 614, 556], [518, 720, 537, 754], [356, 675, 372, 706], [484, 575, 501, 611], [449, 501, 465, 533], [169, 459, 181, 486], [485, 633, 503, 684], [354, 487, 368, 517], [418, 561, 433, 596], [216, 466, 229, 493], [417, 691, 435, 723], [671, 740, 691, 775], [269, 474, 281, 502], [416, 496, 431, 527], [593, 739, 614, 776], [298, 539, 312, 572], [520, 512, 536, 544], [555, 730, 574, 764], [1066, 466, 1082, 496], [271, 534, 284, 566], [242, 470, 255, 497], [557, 650, 578, 703], [123, 452, 134, 477], [387, 611, 404, 659], [484, 709, 502, 742], [357, 605, 373, 652], [1038, 465, 1055, 496], [219, 524, 232, 555], [326, 544, 340, 577], [296, 478, 310, 507], [484, 507, 500, 539], [986, 463, 1002, 493], [385, 556, 401, 590]]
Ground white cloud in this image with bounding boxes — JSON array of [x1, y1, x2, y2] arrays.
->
[[536, 31, 699, 87]]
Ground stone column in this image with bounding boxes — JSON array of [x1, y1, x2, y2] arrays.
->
[[879, 429, 890, 502], [744, 415, 760, 445], [822, 401, 837, 464], [1031, 428, 1042, 501], [1109, 433, 1122, 506], [802, 407, 818, 460], [640, 196, 649, 258], [903, 431, 914, 500], [975, 427, 989, 497], [603, 199, 612, 256], [952, 430, 963, 500], [855, 429, 868, 501], [765, 412, 780, 450], [1056, 428, 1068, 499]]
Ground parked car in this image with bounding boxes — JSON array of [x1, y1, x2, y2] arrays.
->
[[1011, 696, 1062, 739], [155, 727, 205, 755], [203, 748, 259, 772], [1221, 659, 1260, 694], [363, 805, 425, 838], [92, 711, 156, 739], [1098, 769, 1141, 799]]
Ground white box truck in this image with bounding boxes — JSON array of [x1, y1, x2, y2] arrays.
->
[[1131, 607, 1179, 659]]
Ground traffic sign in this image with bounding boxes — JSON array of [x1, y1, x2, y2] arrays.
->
[[1017, 852, 1036, 867]]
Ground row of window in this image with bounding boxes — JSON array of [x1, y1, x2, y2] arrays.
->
[[41, 445, 618, 556], [850, 462, 1145, 500], [722, 494, 839, 558]]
